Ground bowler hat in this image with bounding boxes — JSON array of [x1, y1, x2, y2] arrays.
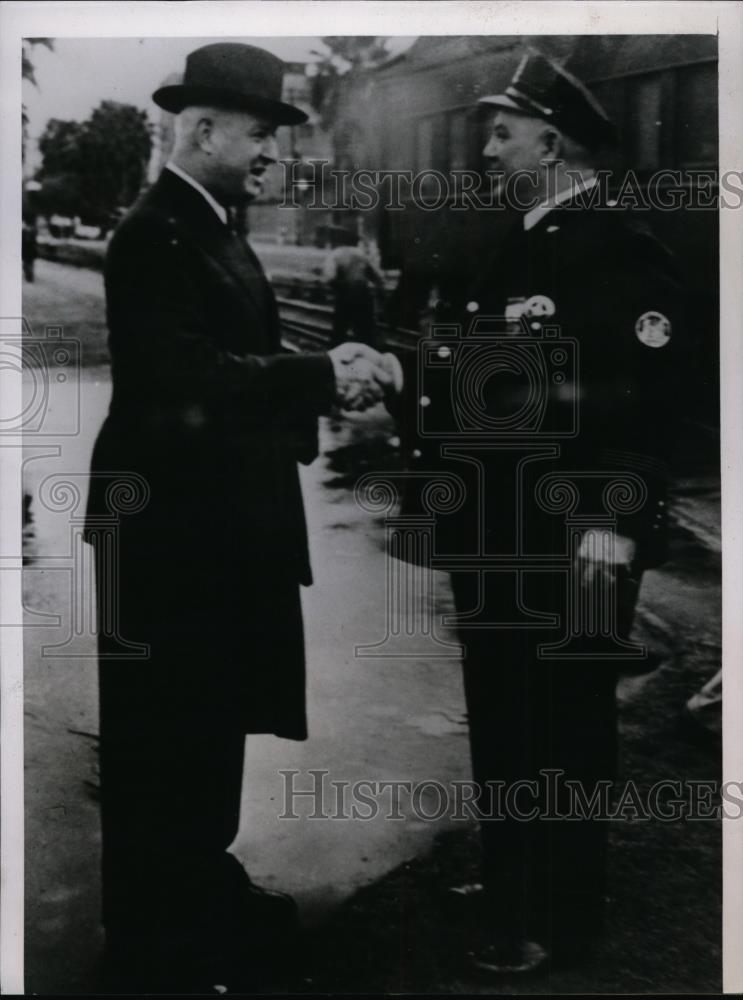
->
[[153, 42, 308, 125], [478, 49, 616, 150]]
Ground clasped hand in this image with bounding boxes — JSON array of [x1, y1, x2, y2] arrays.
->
[[575, 529, 637, 588], [328, 342, 403, 413]]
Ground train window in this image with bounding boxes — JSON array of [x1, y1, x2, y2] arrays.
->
[[475, 110, 494, 172], [415, 115, 447, 173], [625, 73, 663, 170], [675, 63, 717, 166], [448, 112, 469, 171], [416, 118, 434, 172]]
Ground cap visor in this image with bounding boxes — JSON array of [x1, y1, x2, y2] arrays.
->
[[478, 93, 533, 114]]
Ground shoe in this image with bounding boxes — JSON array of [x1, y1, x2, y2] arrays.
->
[[240, 877, 299, 929], [444, 881, 487, 917], [448, 881, 485, 900], [466, 938, 549, 978]]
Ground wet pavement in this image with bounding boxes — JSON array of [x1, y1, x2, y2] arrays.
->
[[20, 261, 723, 993]]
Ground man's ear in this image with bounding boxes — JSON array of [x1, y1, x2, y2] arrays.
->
[[195, 115, 215, 154], [539, 126, 564, 161]]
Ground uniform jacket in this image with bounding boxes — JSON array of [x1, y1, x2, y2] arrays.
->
[[396, 197, 686, 572], [85, 168, 336, 738]]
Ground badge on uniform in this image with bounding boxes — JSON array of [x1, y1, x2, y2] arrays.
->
[[504, 294, 556, 335], [635, 311, 671, 348], [523, 295, 556, 319]]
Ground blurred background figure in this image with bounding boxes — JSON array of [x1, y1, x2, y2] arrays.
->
[[22, 213, 38, 282], [323, 227, 386, 348]]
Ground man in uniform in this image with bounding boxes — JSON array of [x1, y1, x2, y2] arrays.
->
[[397, 50, 685, 975], [84, 42, 392, 991]]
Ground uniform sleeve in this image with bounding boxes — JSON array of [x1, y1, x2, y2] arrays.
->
[[573, 222, 687, 561], [105, 215, 337, 427]]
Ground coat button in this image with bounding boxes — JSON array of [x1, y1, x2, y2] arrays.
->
[[419, 395, 431, 408], [466, 301, 479, 313], [412, 449, 422, 459]]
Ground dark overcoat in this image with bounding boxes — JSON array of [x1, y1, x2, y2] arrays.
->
[[85, 168, 335, 739]]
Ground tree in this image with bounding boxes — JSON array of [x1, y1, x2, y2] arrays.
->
[[22, 37, 54, 86], [38, 118, 86, 175], [77, 102, 153, 212], [38, 101, 152, 224], [22, 37, 54, 162]]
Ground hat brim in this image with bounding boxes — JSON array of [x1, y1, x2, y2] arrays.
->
[[152, 84, 308, 125]]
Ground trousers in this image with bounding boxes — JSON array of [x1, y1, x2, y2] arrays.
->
[[450, 566, 639, 949], [92, 532, 281, 982]]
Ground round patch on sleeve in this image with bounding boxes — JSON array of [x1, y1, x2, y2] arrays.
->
[[635, 311, 671, 348]]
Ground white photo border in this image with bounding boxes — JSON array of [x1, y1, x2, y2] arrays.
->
[[1, 2, 741, 994]]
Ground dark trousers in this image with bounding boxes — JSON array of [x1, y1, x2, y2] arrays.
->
[[451, 569, 635, 950], [93, 534, 267, 983], [98, 689, 247, 961]]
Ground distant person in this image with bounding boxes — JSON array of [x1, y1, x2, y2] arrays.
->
[[324, 230, 386, 348], [22, 217, 38, 282]]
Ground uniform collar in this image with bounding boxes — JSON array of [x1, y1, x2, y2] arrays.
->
[[164, 161, 228, 226], [523, 175, 598, 231]]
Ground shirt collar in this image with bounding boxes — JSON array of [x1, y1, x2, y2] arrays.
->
[[165, 161, 228, 226], [523, 175, 598, 232]]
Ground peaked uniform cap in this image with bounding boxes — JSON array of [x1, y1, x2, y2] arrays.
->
[[153, 42, 308, 125], [478, 49, 616, 150]]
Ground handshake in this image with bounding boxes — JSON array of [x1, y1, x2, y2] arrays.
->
[[328, 342, 404, 413]]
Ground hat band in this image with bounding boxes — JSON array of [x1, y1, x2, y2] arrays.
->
[[505, 85, 554, 118]]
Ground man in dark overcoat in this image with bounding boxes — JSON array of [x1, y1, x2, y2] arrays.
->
[[83, 42, 391, 991], [396, 50, 686, 975]]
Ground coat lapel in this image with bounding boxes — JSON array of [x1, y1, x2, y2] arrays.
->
[[147, 170, 276, 336]]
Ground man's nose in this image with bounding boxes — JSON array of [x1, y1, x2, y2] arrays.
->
[[483, 137, 498, 159], [261, 136, 279, 163]]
